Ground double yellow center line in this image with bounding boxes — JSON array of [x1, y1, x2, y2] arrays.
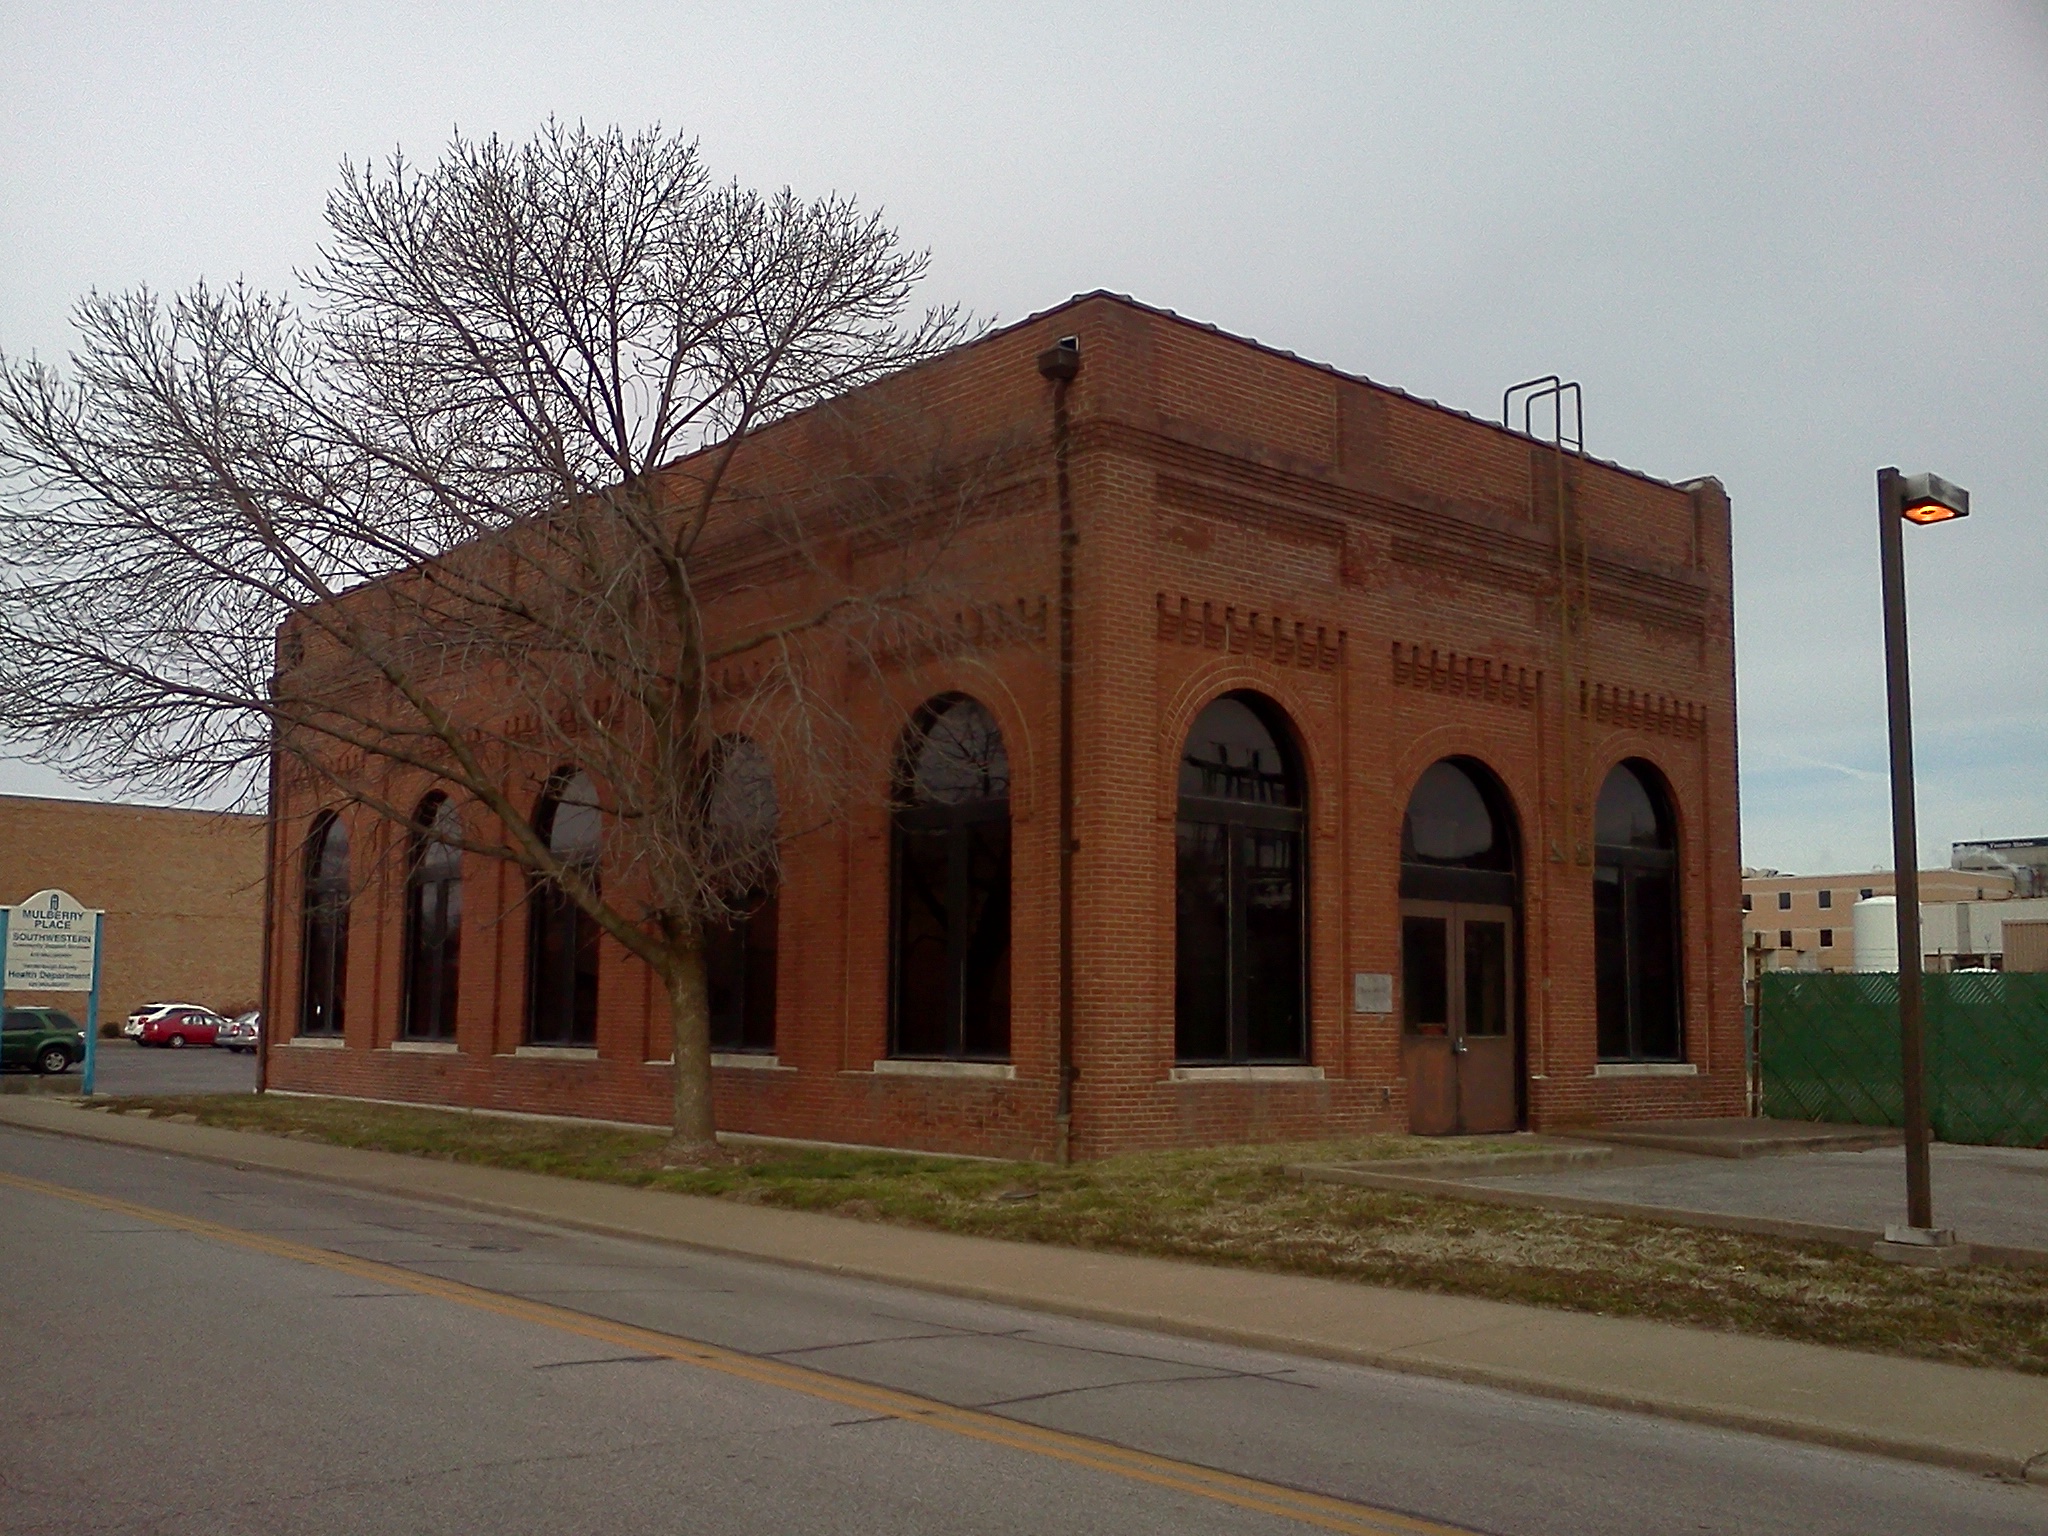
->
[[1, 1169, 1475, 1535]]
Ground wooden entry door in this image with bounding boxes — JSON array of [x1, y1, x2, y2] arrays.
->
[[1400, 902, 1518, 1135]]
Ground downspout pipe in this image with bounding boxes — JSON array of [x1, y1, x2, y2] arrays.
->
[[1038, 335, 1081, 1163], [255, 713, 280, 1094]]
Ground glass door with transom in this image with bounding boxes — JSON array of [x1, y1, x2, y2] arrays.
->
[[1400, 902, 1517, 1135]]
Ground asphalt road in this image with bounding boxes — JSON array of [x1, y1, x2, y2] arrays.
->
[[78, 1039, 256, 1097], [2, 1127, 2040, 1536]]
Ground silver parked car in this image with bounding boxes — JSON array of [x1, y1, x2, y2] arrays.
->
[[213, 1010, 262, 1054]]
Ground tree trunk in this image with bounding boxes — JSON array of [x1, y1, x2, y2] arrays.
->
[[663, 936, 722, 1163]]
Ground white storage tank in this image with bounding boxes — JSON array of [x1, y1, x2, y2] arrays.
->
[[1853, 896, 1899, 972]]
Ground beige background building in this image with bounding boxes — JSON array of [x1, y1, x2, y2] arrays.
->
[[1, 793, 267, 1027], [1741, 866, 2016, 972]]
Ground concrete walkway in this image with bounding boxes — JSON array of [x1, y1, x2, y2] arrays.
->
[[1475, 1142, 2048, 1254], [4, 1096, 2045, 1484]]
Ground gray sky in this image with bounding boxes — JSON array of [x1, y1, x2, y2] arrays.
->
[[3, 1, 2044, 874]]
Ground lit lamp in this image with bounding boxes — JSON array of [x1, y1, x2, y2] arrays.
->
[[1873, 466, 1970, 1266]]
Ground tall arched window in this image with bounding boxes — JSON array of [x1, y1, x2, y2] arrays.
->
[[1399, 759, 1520, 1134], [1594, 760, 1683, 1062], [704, 737, 780, 1055], [891, 696, 1011, 1060], [1175, 692, 1306, 1064], [527, 769, 601, 1047], [402, 794, 463, 1042], [298, 812, 350, 1038]]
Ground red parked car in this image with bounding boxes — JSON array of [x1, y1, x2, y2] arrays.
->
[[139, 1007, 225, 1048]]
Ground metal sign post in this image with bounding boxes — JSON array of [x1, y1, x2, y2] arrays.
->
[[3, 889, 106, 1094], [83, 912, 105, 1095]]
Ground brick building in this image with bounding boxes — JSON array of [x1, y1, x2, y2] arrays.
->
[[1, 793, 266, 1025], [264, 293, 1743, 1157]]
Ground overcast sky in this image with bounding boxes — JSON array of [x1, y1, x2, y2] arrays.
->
[[3, 1, 2043, 874]]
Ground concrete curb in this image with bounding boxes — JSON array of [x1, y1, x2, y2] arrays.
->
[[5, 1099, 2046, 1486]]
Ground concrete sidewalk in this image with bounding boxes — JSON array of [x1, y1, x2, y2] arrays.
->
[[4, 1096, 2045, 1485]]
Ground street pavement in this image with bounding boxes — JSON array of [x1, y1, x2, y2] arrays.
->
[[2, 1125, 2043, 1536], [79, 1038, 256, 1097], [1471, 1142, 2048, 1252]]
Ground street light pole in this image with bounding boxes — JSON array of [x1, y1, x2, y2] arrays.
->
[[1873, 466, 1969, 1255], [1875, 467, 1933, 1231]]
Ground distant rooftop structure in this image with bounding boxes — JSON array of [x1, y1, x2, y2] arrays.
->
[[1953, 837, 2048, 898]]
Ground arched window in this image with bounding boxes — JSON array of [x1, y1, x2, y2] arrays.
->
[[401, 794, 463, 1042], [704, 737, 779, 1055], [527, 769, 601, 1047], [1399, 759, 1520, 1134], [1175, 692, 1306, 1064], [891, 696, 1011, 1060], [298, 812, 349, 1038], [1594, 760, 1683, 1062]]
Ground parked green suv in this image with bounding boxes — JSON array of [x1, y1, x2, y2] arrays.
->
[[2, 1008, 87, 1075]]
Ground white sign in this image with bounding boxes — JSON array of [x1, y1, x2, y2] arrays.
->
[[4, 888, 101, 992], [1352, 971, 1393, 1015]]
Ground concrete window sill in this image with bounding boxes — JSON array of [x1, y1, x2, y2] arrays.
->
[[389, 1040, 459, 1055], [283, 1036, 346, 1050], [504, 1046, 600, 1062], [1169, 1065, 1325, 1084], [867, 1059, 1016, 1081], [1594, 1061, 1699, 1078], [712, 1053, 793, 1071]]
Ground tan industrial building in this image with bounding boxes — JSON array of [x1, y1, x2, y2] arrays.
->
[[1741, 866, 2015, 972], [0, 793, 267, 1027]]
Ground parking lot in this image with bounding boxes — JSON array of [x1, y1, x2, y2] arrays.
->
[[79, 1038, 256, 1097]]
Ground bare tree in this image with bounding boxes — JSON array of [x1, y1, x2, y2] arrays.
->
[[0, 121, 1008, 1158]]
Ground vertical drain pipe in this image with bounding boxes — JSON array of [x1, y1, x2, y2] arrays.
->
[[1038, 335, 1081, 1164], [255, 718, 280, 1095]]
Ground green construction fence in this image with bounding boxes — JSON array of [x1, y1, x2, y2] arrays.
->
[[1759, 970, 2048, 1147]]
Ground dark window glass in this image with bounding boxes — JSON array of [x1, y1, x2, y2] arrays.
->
[[1594, 867, 1629, 1057], [1176, 696, 1299, 806], [1779, 930, 1793, 948], [1861, 887, 1874, 900], [707, 889, 779, 1054], [1241, 827, 1304, 1060], [1593, 762, 1683, 1062], [402, 795, 462, 1041], [1401, 915, 1449, 1034], [890, 698, 1011, 1060], [1402, 761, 1510, 869], [1174, 693, 1306, 1064], [705, 739, 780, 1055], [1778, 890, 1791, 910], [1464, 920, 1510, 1037], [527, 770, 601, 1047], [1742, 894, 1753, 912], [1820, 928, 1834, 948], [1818, 889, 1832, 910], [298, 814, 349, 1037], [1173, 822, 1230, 1061]]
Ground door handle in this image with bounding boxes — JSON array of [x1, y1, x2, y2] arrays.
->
[[1452, 1039, 1469, 1055]]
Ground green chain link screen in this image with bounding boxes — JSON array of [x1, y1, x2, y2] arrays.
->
[[1759, 971, 2048, 1147]]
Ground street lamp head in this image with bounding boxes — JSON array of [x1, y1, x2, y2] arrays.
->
[[1899, 471, 1969, 526]]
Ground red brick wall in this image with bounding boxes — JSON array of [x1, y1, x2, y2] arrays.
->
[[266, 294, 1744, 1156]]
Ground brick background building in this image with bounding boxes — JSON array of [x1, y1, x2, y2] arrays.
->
[[1, 793, 266, 1025], [264, 293, 1743, 1157]]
